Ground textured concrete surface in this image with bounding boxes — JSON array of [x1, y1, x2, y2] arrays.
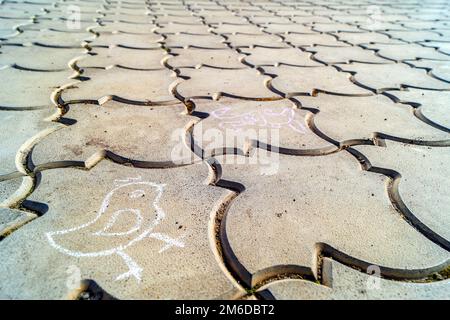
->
[[0, 208, 36, 238], [0, 0, 449, 300], [0, 161, 234, 299], [262, 258, 450, 300]]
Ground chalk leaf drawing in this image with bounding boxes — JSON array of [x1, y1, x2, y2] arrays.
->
[[46, 177, 186, 282], [210, 107, 307, 133]]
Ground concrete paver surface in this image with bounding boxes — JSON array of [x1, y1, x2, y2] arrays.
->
[[0, 0, 449, 300]]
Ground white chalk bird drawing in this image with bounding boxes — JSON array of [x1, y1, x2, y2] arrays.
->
[[46, 177, 186, 282], [211, 107, 307, 133]]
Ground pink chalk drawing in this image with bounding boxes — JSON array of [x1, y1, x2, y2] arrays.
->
[[210, 107, 307, 133], [46, 177, 186, 283]]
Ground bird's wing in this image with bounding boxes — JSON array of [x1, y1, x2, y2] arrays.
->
[[93, 208, 143, 237]]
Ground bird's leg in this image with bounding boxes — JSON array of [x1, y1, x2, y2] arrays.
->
[[148, 232, 186, 253], [115, 250, 143, 282]]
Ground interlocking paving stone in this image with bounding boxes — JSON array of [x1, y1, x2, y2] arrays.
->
[[341, 62, 450, 92], [0, 28, 19, 39], [0, 67, 74, 109], [354, 141, 450, 242], [406, 59, 450, 83], [385, 89, 450, 130], [0, 176, 33, 208], [0, 161, 235, 299], [210, 23, 264, 35], [60, 67, 177, 104], [90, 22, 158, 34], [0, 18, 33, 32], [382, 30, 444, 43], [19, 20, 99, 32], [163, 33, 227, 49], [264, 65, 370, 96], [241, 16, 291, 25], [191, 98, 330, 155], [357, 21, 409, 32], [156, 22, 211, 34], [176, 66, 275, 100], [224, 33, 289, 48], [0, 207, 36, 238], [0, 45, 87, 70], [283, 32, 349, 47], [154, 15, 203, 24], [0, 9, 45, 20], [310, 22, 363, 33], [328, 15, 366, 23], [362, 43, 450, 62], [420, 41, 450, 56], [1, 0, 450, 300], [290, 15, 332, 24], [87, 33, 163, 49], [306, 45, 389, 64], [259, 23, 315, 34], [299, 94, 450, 144], [31, 102, 195, 165], [99, 7, 150, 16], [100, 13, 155, 24], [335, 31, 404, 45], [0, 107, 61, 175], [218, 152, 448, 275], [264, 259, 450, 299], [240, 47, 321, 67], [166, 47, 244, 68], [201, 15, 248, 25], [75, 46, 167, 69], [2, 29, 96, 47]]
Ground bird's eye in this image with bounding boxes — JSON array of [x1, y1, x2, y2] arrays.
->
[[129, 190, 145, 198]]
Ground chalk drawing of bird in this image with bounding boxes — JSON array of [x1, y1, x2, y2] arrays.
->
[[211, 107, 307, 133], [46, 177, 186, 282]]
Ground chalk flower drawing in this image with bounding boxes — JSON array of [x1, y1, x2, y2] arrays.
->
[[46, 177, 185, 282], [210, 107, 307, 133]]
